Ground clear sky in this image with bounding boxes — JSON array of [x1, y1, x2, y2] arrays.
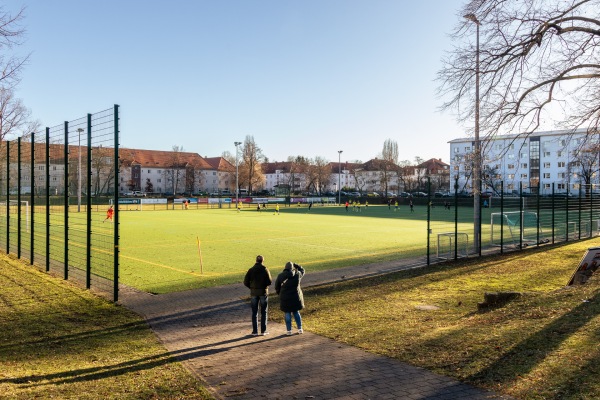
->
[[8, 0, 467, 165]]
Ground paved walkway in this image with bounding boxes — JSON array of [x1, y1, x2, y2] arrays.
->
[[118, 258, 513, 400]]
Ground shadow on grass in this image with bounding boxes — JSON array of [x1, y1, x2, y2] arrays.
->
[[466, 290, 600, 388], [3, 332, 287, 388]]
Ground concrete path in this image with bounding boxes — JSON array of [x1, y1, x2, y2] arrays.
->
[[118, 258, 513, 399]]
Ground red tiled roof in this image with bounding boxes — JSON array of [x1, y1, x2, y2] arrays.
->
[[119, 148, 213, 169]]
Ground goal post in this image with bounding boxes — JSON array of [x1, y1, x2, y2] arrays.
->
[[0, 200, 30, 232], [490, 210, 545, 247], [437, 232, 469, 260]]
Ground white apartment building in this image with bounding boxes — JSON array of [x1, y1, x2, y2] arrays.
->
[[449, 128, 600, 195]]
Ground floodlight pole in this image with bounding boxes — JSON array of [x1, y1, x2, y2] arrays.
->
[[235, 141, 242, 206], [338, 150, 343, 205], [465, 13, 482, 256], [77, 128, 84, 213]]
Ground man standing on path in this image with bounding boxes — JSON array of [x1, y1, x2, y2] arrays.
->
[[243, 255, 273, 336]]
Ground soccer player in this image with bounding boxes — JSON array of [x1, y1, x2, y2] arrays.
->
[[104, 205, 114, 223]]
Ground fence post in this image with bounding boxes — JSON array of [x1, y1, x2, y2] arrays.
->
[[86, 114, 92, 289], [45, 128, 50, 272], [565, 186, 570, 242], [578, 185, 582, 240], [113, 104, 120, 302], [30, 133, 35, 264], [426, 177, 430, 266], [536, 183, 540, 247], [453, 175, 458, 259], [500, 181, 504, 253], [17, 137, 21, 258], [6, 140, 9, 254], [551, 183, 555, 244], [64, 121, 69, 280], [519, 182, 523, 249], [588, 183, 594, 237]]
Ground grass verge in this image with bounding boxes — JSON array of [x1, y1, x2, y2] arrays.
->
[[301, 239, 600, 400], [0, 254, 214, 400]]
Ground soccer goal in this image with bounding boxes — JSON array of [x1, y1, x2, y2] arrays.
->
[[436, 232, 469, 260], [490, 211, 546, 247], [0, 200, 30, 232]]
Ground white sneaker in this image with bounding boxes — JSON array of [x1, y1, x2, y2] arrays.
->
[[286, 330, 293, 336], [298, 329, 303, 334]]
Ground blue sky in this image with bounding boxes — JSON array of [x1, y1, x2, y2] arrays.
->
[[8, 0, 466, 164]]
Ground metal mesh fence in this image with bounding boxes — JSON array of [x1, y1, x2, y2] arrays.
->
[[0, 105, 119, 301], [427, 180, 600, 263]]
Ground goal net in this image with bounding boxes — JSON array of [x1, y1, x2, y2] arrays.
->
[[490, 211, 545, 247], [0, 200, 30, 232]]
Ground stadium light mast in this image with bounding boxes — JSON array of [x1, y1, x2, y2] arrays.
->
[[77, 128, 84, 213], [235, 141, 242, 206], [464, 13, 482, 255], [338, 150, 343, 205]]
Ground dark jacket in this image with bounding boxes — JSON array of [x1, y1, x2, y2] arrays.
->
[[275, 264, 305, 312], [243, 263, 272, 296]]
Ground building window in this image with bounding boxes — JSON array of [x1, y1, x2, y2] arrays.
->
[[38, 166, 44, 170], [508, 164, 515, 169], [558, 172, 565, 179], [465, 146, 471, 152], [543, 173, 550, 179], [454, 147, 459, 153], [543, 162, 550, 168], [557, 151, 563, 157], [543, 151, 550, 157], [157, 179, 161, 183], [557, 183, 566, 190], [521, 173, 528, 179], [544, 183, 551, 190], [508, 154, 515, 159], [560, 139, 566, 146], [521, 163, 528, 168], [558, 161, 566, 168], [508, 174, 515, 179]]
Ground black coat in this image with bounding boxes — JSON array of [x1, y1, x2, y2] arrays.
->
[[275, 264, 305, 312], [243, 263, 272, 296]]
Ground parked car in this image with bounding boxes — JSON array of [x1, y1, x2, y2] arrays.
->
[[412, 192, 428, 197], [398, 192, 410, 198], [125, 191, 145, 197], [434, 191, 451, 198], [349, 191, 361, 197]]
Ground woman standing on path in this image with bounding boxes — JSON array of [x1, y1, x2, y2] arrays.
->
[[275, 262, 305, 336]]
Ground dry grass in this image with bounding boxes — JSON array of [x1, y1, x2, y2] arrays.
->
[[303, 239, 600, 400], [0, 254, 214, 399]]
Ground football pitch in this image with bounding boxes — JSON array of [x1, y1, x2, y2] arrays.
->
[[119, 204, 445, 294]]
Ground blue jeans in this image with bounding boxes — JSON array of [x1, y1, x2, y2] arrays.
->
[[284, 311, 302, 331], [250, 295, 268, 333]]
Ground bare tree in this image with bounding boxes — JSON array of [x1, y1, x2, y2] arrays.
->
[[164, 145, 185, 195], [380, 139, 399, 195], [439, 0, 600, 144], [302, 156, 331, 194], [569, 142, 600, 193], [239, 135, 265, 193], [0, 6, 28, 90], [91, 146, 115, 196]]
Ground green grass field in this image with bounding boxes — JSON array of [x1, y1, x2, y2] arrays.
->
[[117, 201, 598, 294], [119, 204, 442, 293]]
